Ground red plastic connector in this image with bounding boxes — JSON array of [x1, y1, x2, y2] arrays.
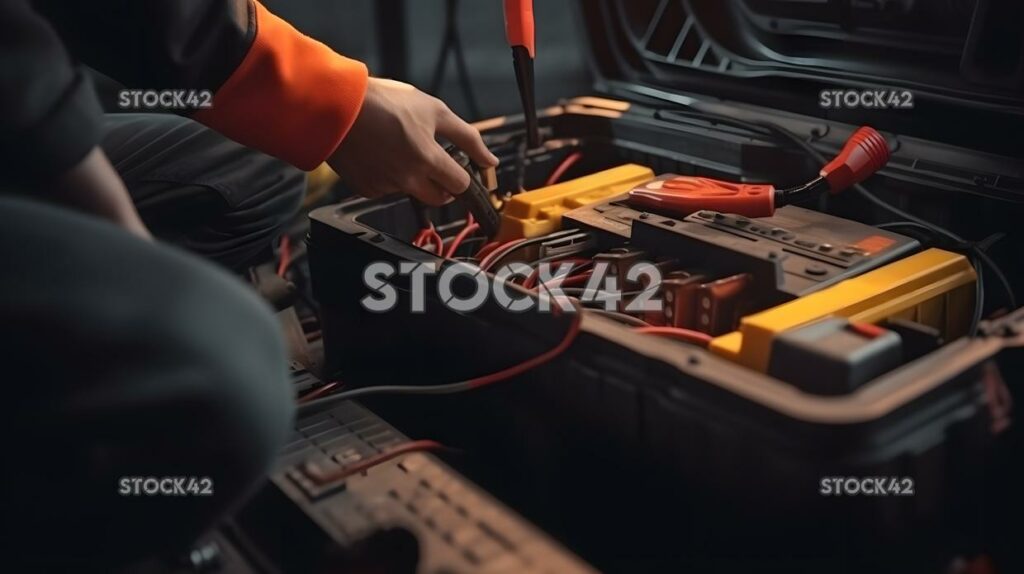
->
[[628, 177, 776, 218], [819, 126, 890, 193]]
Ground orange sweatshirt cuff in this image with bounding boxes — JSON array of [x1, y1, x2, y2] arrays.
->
[[193, 1, 368, 171]]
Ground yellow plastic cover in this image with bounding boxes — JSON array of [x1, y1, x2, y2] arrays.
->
[[496, 164, 654, 240], [710, 248, 977, 372]]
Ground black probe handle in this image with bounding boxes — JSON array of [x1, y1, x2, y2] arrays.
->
[[511, 46, 541, 149], [448, 147, 501, 237]]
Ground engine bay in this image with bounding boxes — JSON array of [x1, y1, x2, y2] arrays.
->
[[280, 96, 1024, 572]]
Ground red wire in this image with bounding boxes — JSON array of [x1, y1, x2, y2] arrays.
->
[[444, 213, 478, 258], [413, 225, 444, 255], [445, 224, 480, 258], [479, 238, 526, 271], [412, 228, 433, 248], [303, 439, 449, 485], [427, 227, 444, 255], [412, 229, 428, 247], [545, 151, 583, 186], [297, 299, 585, 406], [523, 258, 593, 289], [298, 381, 341, 404], [475, 241, 502, 260], [465, 299, 582, 389], [276, 235, 292, 278], [548, 271, 593, 289], [633, 326, 713, 347], [522, 270, 540, 289]]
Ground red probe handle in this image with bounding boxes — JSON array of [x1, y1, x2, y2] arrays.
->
[[504, 0, 535, 57], [819, 126, 890, 193], [628, 177, 776, 218]]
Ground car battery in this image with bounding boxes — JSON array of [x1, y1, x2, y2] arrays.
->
[[563, 190, 921, 301], [309, 161, 1018, 571], [308, 0, 1024, 569]]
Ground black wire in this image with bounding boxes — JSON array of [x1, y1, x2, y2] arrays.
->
[[515, 139, 528, 192], [429, 0, 481, 119], [748, 118, 1017, 314], [483, 229, 583, 271], [562, 288, 647, 307], [306, 381, 476, 404], [450, 236, 487, 260], [532, 249, 596, 266], [428, 15, 451, 95], [876, 221, 972, 249], [876, 221, 934, 233], [969, 254, 986, 336], [585, 308, 650, 327], [449, 3, 481, 120], [877, 222, 1015, 321]]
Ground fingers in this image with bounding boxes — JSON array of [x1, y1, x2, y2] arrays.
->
[[330, 87, 499, 210], [436, 106, 500, 168], [413, 179, 455, 207], [427, 144, 471, 196], [348, 146, 460, 206], [361, 178, 449, 206]]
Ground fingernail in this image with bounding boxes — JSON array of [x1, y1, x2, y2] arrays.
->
[[487, 152, 500, 166]]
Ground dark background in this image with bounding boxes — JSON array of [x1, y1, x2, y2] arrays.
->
[[263, 0, 593, 121]]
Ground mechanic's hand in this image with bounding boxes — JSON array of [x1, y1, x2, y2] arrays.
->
[[328, 78, 499, 206]]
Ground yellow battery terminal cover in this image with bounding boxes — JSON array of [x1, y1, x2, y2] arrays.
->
[[496, 164, 654, 241], [710, 248, 978, 372]]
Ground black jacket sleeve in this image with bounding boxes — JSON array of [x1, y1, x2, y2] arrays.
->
[[32, 0, 254, 98], [0, 0, 104, 181], [0, 0, 254, 183]]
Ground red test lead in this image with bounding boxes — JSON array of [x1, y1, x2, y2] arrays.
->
[[627, 126, 891, 219]]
